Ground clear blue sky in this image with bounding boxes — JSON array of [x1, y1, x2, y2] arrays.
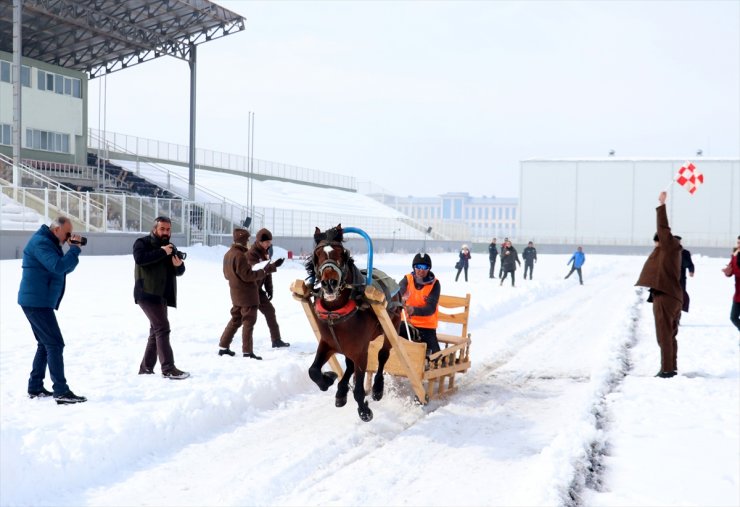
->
[[87, 0, 740, 198]]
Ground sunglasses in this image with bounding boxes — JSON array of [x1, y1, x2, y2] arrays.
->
[[413, 264, 430, 270]]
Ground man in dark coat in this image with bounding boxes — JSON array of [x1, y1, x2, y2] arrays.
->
[[488, 238, 498, 279], [674, 235, 695, 313], [219, 228, 280, 359], [247, 228, 290, 350], [499, 239, 521, 287], [133, 216, 189, 379], [522, 241, 537, 280], [18, 216, 87, 405], [635, 191, 683, 378]]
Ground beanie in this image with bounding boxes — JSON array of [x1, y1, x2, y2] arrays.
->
[[412, 252, 432, 269], [233, 228, 250, 245], [256, 228, 272, 242]]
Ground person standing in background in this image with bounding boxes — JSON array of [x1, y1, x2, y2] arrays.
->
[[674, 236, 695, 313], [565, 246, 586, 285], [488, 238, 498, 279], [247, 228, 290, 351], [500, 239, 521, 287], [455, 244, 471, 282], [499, 237, 509, 278], [522, 241, 537, 280], [722, 235, 740, 332], [219, 228, 279, 359], [635, 191, 683, 378], [18, 216, 87, 404]]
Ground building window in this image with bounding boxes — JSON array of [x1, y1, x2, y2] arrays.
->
[[21, 65, 30, 87], [25, 128, 71, 154], [0, 124, 11, 145], [36, 69, 82, 98], [512, 208, 516, 220], [443, 199, 451, 219], [505, 208, 510, 220], [0, 60, 10, 83], [454, 199, 462, 219]]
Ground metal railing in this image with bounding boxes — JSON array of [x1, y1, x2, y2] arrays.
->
[[89, 128, 357, 191]]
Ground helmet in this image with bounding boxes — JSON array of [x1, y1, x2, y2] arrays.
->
[[412, 252, 432, 269]]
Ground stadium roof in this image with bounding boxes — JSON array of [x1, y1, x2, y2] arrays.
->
[[0, 0, 245, 78]]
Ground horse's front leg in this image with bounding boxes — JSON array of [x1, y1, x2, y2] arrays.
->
[[308, 340, 338, 391], [335, 358, 354, 408], [353, 352, 373, 422], [372, 338, 392, 401]]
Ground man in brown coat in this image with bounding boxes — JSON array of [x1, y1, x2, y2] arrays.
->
[[635, 191, 683, 378], [248, 228, 290, 349], [218, 228, 280, 359]]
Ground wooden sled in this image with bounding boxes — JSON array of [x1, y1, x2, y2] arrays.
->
[[291, 278, 471, 405]]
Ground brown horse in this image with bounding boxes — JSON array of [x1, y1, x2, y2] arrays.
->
[[306, 225, 403, 422]]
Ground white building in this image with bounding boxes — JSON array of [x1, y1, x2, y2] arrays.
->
[[0, 50, 88, 167], [372, 192, 519, 242], [519, 158, 739, 247]]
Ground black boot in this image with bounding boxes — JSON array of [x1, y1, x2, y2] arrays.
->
[[272, 340, 290, 348], [243, 352, 263, 360], [218, 348, 236, 356]]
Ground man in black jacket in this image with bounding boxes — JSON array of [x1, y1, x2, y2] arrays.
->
[[133, 216, 189, 379], [522, 241, 537, 280], [675, 236, 695, 313], [488, 238, 498, 279]]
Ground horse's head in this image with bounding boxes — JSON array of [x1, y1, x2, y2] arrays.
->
[[312, 225, 351, 302]]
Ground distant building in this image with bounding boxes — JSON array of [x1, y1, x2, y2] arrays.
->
[[369, 191, 519, 242], [519, 157, 739, 247]]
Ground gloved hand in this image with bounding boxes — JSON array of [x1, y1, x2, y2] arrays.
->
[[266, 288, 273, 301], [272, 258, 285, 268], [264, 263, 277, 274]]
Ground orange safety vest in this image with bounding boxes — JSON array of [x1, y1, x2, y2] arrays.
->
[[404, 273, 439, 329]]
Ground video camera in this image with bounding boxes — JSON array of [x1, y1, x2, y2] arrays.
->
[[66, 233, 87, 246]]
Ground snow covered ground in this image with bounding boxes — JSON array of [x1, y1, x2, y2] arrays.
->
[[1, 246, 737, 507]]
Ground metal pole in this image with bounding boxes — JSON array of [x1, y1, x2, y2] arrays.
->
[[12, 0, 22, 187], [188, 43, 197, 201]]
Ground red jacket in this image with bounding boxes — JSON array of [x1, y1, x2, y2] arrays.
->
[[725, 253, 740, 303]]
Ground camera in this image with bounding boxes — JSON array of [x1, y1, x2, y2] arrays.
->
[[170, 245, 187, 260], [69, 236, 87, 246]]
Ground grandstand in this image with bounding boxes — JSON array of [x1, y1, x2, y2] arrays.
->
[[1, 1, 451, 259]]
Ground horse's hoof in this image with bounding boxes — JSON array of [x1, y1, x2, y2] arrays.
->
[[335, 395, 347, 408], [372, 389, 383, 401], [320, 371, 338, 390], [358, 407, 373, 422]]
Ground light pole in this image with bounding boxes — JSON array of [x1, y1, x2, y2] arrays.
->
[[391, 228, 401, 252], [422, 226, 432, 253]]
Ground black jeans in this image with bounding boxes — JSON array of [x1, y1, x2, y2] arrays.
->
[[489, 259, 497, 278], [22, 306, 70, 396], [565, 267, 583, 284], [524, 262, 534, 279], [399, 324, 440, 354], [731, 301, 740, 331], [138, 301, 176, 374]]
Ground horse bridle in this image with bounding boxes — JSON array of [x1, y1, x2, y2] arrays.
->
[[314, 244, 347, 295]]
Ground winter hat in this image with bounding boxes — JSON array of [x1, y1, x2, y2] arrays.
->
[[233, 228, 250, 245], [256, 228, 272, 242], [412, 252, 432, 269], [462, 244, 469, 250]]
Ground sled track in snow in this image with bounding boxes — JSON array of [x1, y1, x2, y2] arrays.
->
[[565, 287, 644, 507]]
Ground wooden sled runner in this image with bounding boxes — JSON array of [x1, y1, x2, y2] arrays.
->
[[291, 278, 471, 405]]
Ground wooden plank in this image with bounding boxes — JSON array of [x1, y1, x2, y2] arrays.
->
[[290, 279, 343, 378], [365, 285, 430, 404]]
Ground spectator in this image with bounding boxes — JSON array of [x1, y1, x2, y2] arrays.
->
[[247, 228, 291, 352], [500, 239, 521, 287], [18, 216, 87, 405], [398, 253, 441, 355], [499, 237, 509, 278], [674, 235, 695, 313], [723, 235, 740, 332], [455, 244, 471, 282], [133, 216, 189, 379], [219, 228, 281, 359], [522, 241, 538, 280], [635, 191, 683, 378], [565, 246, 586, 285], [488, 238, 498, 279]]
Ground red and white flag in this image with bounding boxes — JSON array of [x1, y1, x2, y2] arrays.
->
[[675, 162, 704, 195]]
